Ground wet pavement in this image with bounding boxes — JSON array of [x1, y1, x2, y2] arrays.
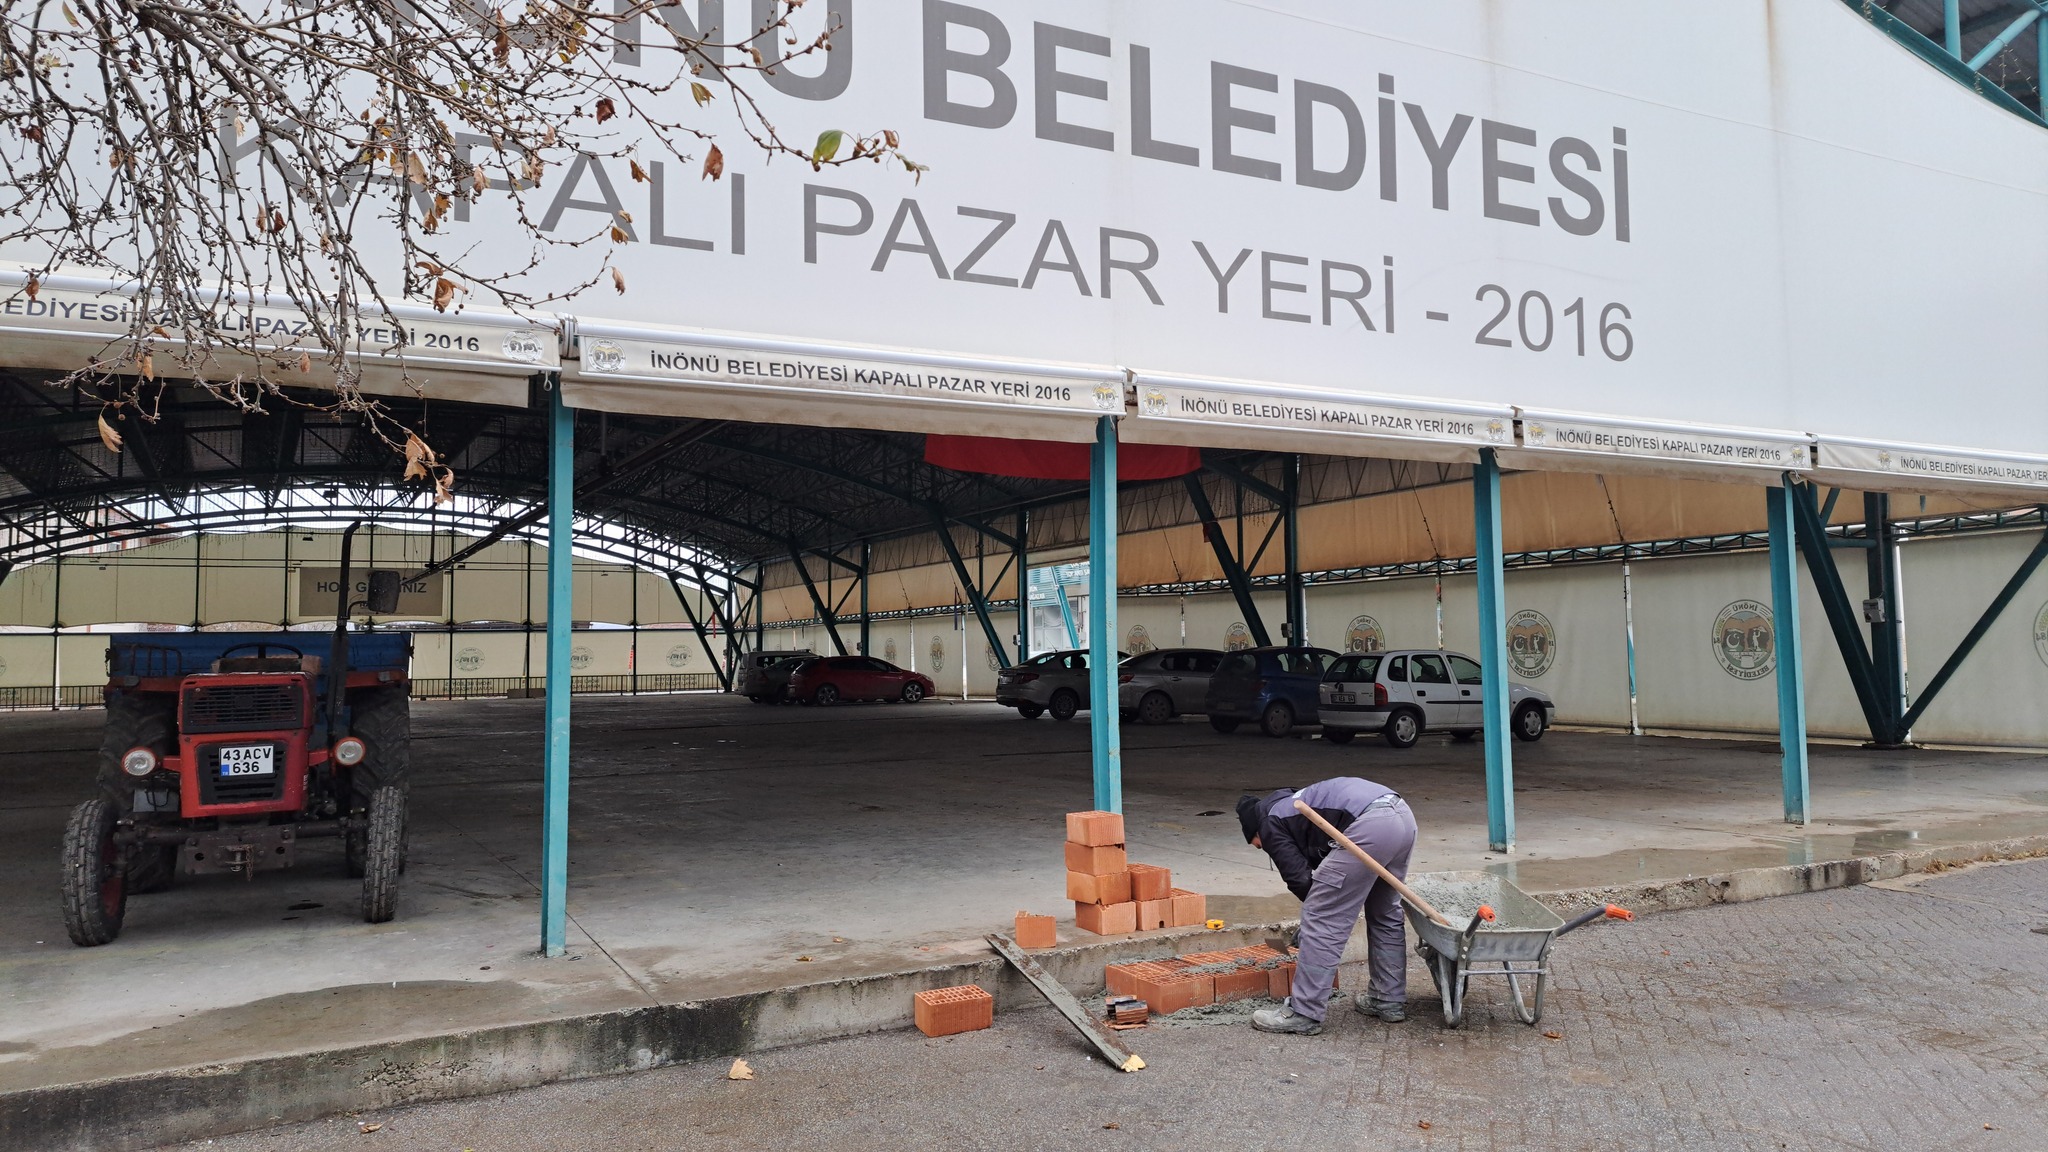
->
[[165, 858, 2048, 1152], [5, 693, 2048, 1097]]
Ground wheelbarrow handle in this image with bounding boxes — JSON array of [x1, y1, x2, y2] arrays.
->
[[1558, 904, 1635, 936]]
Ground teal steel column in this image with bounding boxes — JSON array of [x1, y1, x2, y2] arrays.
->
[[1472, 449, 1514, 852], [1768, 482, 1810, 825], [541, 380, 573, 957], [1014, 510, 1030, 661], [1087, 416, 1122, 814], [1944, 0, 1961, 56]]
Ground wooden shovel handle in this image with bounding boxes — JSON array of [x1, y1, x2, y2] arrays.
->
[[1292, 799, 1451, 927]]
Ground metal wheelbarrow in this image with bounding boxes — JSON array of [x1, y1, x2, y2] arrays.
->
[[1401, 871, 1632, 1028]]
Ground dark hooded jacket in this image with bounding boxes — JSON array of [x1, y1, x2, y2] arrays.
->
[[1245, 777, 1399, 900]]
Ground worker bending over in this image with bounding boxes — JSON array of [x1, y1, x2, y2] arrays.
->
[[1237, 777, 1416, 1034]]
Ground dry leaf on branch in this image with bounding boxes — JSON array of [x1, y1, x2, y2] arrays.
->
[[97, 412, 123, 453], [432, 277, 460, 312], [139, 352, 155, 380], [702, 144, 723, 181], [402, 433, 432, 482], [610, 267, 626, 294], [691, 81, 713, 106], [23, 273, 39, 301], [629, 159, 648, 183], [726, 1058, 754, 1081]]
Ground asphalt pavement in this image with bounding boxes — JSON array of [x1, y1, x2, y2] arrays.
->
[[167, 858, 2048, 1152]]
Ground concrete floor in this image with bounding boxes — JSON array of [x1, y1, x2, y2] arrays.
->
[[6, 693, 2048, 1096], [170, 858, 2048, 1152]]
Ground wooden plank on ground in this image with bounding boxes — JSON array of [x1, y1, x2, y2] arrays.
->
[[985, 933, 1146, 1072]]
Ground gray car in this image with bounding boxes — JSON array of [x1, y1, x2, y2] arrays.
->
[[1117, 647, 1226, 725], [737, 650, 815, 702], [1318, 648, 1555, 748], [996, 649, 1126, 721]]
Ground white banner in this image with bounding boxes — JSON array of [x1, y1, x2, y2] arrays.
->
[[6, 2, 2044, 483], [0, 266, 556, 406], [1814, 439, 2048, 495], [1126, 373, 1510, 460], [1509, 409, 1811, 477]]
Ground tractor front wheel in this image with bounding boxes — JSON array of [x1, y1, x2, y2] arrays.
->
[[61, 798, 126, 946], [360, 786, 407, 924]]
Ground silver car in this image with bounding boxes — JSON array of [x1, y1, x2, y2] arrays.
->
[[1117, 648, 1225, 725], [737, 650, 815, 702], [1318, 649, 1554, 748], [996, 649, 1125, 721]]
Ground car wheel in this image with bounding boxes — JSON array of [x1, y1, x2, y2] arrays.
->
[[1260, 701, 1295, 738], [1017, 703, 1045, 719], [1324, 727, 1355, 745], [1137, 692, 1173, 726], [1383, 709, 1421, 749], [1208, 715, 1240, 734], [814, 684, 840, 707], [1450, 730, 1477, 743], [901, 682, 924, 704], [1049, 690, 1080, 722], [1513, 704, 1547, 742]]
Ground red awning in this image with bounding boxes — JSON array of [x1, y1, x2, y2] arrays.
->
[[925, 434, 1199, 481]]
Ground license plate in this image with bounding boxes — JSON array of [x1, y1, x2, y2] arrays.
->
[[218, 744, 275, 777], [1330, 692, 1357, 704]]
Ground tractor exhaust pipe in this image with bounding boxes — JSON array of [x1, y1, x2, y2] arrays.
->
[[326, 521, 363, 740]]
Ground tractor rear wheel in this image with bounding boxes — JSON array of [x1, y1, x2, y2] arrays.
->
[[345, 687, 410, 878], [98, 695, 179, 893], [361, 785, 407, 924], [61, 798, 126, 946]]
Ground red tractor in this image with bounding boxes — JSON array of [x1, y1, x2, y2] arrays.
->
[[61, 523, 414, 945]]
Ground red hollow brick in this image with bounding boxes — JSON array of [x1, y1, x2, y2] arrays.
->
[[1074, 900, 1138, 936], [1014, 911, 1057, 950], [914, 985, 994, 1037], [1064, 842, 1128, 875], [1066, 870, 1133, 906], [1135, 898, 1172, 931], [1269, 961, 1296, 1000], [1065, 810, 1126, 847], [1126, 863, 1172, 902], [1167, 888, 1207, 927], [1119, 962, 1215, 1016], [1213, 966, 1268, 1003]]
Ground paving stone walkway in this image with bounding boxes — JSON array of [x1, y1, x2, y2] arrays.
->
[[173, 858, 2048, 1152]]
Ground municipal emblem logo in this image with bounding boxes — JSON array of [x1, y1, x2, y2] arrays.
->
[[1093, 382, 1121, 411], [570, 645, 593, 671], [584, 340, 626, 373], [502, 329, 548, 363], [928, 635, 946, 673], [1126, 624, 1154, 654], [1345, 615, 1386, 653], [1224, 622, 1252, 652], [1140, 388, 1168, 416], [1505, 609, 1556, 678], [455, 646, 484, 672], [665, 645, 693, 669], [2034, 602, 2048, 669], [884, 638, 898, 664], [1712, 600, 1776, 681]]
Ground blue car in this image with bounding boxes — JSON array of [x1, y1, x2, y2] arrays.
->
[[1203, 646, 1340, 738]]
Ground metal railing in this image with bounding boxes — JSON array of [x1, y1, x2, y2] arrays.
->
[[410, 673, 722, 699], [0, 686, 105, 710]]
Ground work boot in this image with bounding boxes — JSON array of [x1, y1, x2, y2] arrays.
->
[[1250, 1005, 1324, 1035], [1355, 996, 1406, 1023]]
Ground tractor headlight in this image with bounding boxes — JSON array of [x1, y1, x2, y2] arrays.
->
[[121, 746, 159, 777], [332, 737, 367, 767]]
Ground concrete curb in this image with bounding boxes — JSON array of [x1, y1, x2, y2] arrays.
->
[[12, 835, 2048, 1151]]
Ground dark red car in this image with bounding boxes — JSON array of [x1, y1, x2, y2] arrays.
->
[[787, 656, 936, 705]]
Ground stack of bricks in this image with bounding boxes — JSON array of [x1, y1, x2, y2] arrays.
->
[[1065, 811, 1210, 935], [1103, 944, 1297, 1016], [913, 985, 994, 1037]]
